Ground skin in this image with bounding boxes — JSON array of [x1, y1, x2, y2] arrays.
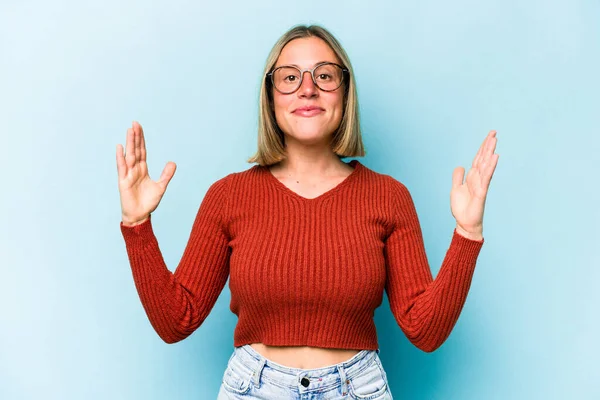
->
[[116, 36, 499, 370], [252, 37, 363, 367], [267, 37, 355, 195]]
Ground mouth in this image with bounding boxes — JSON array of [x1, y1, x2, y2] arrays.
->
[[292, 106, 325, 117]]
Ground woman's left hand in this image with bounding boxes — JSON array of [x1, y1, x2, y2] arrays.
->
[[450, 130, 499, 240]]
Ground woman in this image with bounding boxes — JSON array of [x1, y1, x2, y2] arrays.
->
[[116, 25, 498, 399]]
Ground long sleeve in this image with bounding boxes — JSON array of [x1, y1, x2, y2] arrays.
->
[[119, 175, 231, 344], [384, 181, 484, 352]]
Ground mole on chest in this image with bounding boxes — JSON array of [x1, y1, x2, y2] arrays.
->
[[277, 177, 346, 199]]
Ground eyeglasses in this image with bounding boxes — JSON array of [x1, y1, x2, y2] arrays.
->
[[266, 62, 349, 94]]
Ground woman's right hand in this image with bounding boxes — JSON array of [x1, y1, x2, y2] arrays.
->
[[116, 121, 176, 226]]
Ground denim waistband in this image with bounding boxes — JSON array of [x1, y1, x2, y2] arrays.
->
[[230, 344, 380, 392]]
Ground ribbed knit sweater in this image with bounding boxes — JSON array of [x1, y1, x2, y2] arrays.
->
[[120, 159, 484, 352]]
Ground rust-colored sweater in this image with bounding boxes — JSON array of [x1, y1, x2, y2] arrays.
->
[[120, 159, 484, 352]]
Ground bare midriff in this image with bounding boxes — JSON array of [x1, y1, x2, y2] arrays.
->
[[249, 343, 361, 369]]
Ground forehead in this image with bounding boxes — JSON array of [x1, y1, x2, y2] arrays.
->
[[276, 37, 339, 67]]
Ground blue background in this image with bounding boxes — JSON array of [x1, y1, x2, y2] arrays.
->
[[1, 0, 598, 399]]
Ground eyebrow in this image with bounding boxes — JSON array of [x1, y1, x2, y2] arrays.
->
[[275, 61, 334, 69]]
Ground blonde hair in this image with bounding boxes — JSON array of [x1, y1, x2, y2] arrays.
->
[[247, 24, 365, 166]]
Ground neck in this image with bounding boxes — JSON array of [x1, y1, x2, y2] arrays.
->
[[272, 148, 348, 179]]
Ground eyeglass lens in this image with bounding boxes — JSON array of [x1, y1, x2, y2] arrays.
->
[[272, 64, 344, 93]]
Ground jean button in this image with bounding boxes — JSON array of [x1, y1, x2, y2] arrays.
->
[[300, 377, 310, 387]]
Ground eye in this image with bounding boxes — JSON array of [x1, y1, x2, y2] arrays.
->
[[317, 73, 332, 81], [284, 75, 297, 82]]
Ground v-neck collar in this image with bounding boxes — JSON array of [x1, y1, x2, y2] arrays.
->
[[260, 159, 363, 203]]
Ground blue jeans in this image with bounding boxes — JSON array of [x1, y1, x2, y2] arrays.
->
[[217, 344, 393, 399]]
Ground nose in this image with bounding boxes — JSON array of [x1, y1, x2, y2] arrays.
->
[[297, 70, 318, 98]]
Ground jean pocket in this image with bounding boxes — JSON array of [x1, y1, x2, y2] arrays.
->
[[347, 356, 388, 400], [221, 355, 253, 395]]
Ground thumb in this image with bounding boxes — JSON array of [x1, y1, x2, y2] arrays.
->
[[158, 161, 177, 190], [452, 166, 465, 189]]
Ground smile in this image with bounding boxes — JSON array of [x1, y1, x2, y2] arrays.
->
[[293, 109, 324, 117]]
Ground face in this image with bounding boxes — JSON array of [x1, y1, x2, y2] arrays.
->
[[271, 37, 345, 147]]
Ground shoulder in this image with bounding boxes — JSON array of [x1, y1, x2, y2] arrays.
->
[[230, 163, 264, 180], [206, 163, 264, 195], [357, 164, 419, 226], [357, 161, 411, 198]]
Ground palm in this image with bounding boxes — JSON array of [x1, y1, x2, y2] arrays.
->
[[450, 130, 499, 233], [119, 162, 164, 217]]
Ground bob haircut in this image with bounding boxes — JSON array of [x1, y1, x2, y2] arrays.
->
[[247, 24, 365, 166]]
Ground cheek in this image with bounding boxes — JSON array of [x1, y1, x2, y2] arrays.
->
[[273, 94, 292, 122], [273, 92, 292, 110], [330, 94, 344, 121]]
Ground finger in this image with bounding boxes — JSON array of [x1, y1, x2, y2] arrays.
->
[[116, 143, 127, 181], [482, 153, 499, 188], [133, 121, 141, 162], [482, 131, 497, 157], [473, 130, 495, 169], [479, 134, 498, 173], [452, 166, 465, 189], [487, 134, 497, 158], [158, 161, 177, 190], [125, 127, 136, 169], [472, 136, 487, 169], [135, 121, 147, 162]]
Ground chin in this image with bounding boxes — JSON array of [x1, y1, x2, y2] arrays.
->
[[287, 131, 332, 145]]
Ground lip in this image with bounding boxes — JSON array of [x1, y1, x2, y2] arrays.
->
[[292, 106, 324, 117]]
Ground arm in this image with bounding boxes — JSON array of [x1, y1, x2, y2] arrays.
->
[[384, 182, 484, 352], [120, 175, 231, 343]]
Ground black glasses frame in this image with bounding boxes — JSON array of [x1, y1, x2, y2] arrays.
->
[[266, 62, 349, 94]]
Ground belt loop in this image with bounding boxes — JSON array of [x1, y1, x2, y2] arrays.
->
[[251, 357, 266, 387], [337, 364, 349, 396]]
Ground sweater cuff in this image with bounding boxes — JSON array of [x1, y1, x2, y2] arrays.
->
[[120, 214, 156, 246], [451, 228, 485, 260]]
